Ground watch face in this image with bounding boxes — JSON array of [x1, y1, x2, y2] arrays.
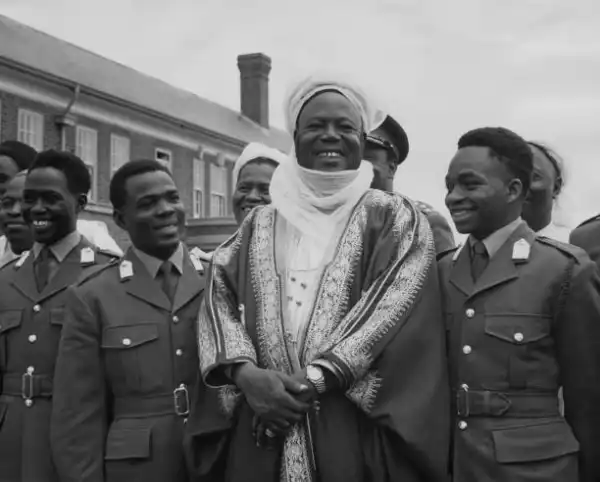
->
[[307, 365, 322, 381]]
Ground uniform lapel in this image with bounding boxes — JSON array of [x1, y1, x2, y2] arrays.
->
[[469, 224, 534, 299], [449, 244, 474, 296], [172, 248, 205, 313], [9, 253, 38, 302], [122, 249, 171, 312]]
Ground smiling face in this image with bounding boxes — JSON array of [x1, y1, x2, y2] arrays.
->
[[294, 91, 364, 171], [0, 173, 33, 254], [22, 167, 82, 245], [522, 144, 559, 230], [232, 159, 277, 225], [445, 146, 524, 239], [0, 155, 20, 199], [114, 169, 185, 260]]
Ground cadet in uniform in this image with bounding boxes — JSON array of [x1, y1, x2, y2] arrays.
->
[[569, 214, 600, 271], [364, 114, 456, 254], [0, 150, 119, 482], [51, 160, 206, 482], [440, 127, 600, 482]]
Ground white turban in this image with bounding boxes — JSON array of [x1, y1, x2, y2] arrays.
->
[[269, 73, 379, 244], [77, 219, 123, 256], [232, 142, 288, 186], [283, 74, 385, 135]]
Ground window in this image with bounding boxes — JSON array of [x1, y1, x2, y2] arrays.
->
[[193, 158, 205, 218], [75, 126, 98, 201], [110, 135, 130, 174], [17, 109, 44, 150], [155, 148, 172, 170], [210, 163, 227, 218]]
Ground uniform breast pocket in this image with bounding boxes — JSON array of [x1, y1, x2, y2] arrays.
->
[[0, 310, 22, 368], [484, 314, 553, 389], [0, 310, 22, 337], [101, 323, 162, 392]]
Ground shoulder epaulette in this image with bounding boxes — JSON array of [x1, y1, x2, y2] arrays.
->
[[575, 214, 600, 230], [0, 256, 20, 271], [436, 246, 458, 261], [535, 235, 582, 263], [95, 247, 122, 259], [77, 257, 120, 286]]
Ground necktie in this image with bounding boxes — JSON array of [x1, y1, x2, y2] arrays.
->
[[158, 261, 179, 304], [470, 240, 489, 282], [35, 247, 53, 292]]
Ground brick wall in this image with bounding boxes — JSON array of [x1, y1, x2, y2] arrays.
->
[[0, 91, 204, 251]]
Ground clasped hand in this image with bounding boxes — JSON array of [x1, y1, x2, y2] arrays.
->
[[233, 364, 317, 436]]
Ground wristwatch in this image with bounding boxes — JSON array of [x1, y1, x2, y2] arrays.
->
[[306, 365, 327, 394]]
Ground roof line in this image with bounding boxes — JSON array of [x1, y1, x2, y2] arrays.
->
[[0, 55, 249, 148]]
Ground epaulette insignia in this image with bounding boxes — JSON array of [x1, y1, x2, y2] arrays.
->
[[190, 246, 212, 263], [190, 256, 204, 274], [14, 251, 30, 269], [119, 260, 134, 281], [535, 236, 581, 263], [80, 247, 95, 265], [77, 260, 118, 286], [512, 238, 531, 262]]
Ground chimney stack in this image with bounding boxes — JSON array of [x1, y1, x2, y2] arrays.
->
[[237, 53, 271, 129]]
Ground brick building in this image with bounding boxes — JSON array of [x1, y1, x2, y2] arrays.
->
[[0, 15, 290, 250]]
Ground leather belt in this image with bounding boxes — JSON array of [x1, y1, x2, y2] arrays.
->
[[114, 384, 190, 419], [1, 373, 53, 399], [455, 386, 560, 418]]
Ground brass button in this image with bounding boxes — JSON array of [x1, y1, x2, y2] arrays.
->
[[24, 399, 33, 408], [513, 332, 524, 342], [122, 338, 132, 346], [33, 305, 41, 313], [27, 366, 35, 374], [172, 315, 179, 323], [465, 308, 475, 318], [462, 345, 472, 355], [175, 349, 183, 356], [458, 420, 467, 430], [28, 334, 37, 343]]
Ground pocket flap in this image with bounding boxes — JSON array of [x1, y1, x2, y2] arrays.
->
[[105, 428, 151, 460], [0, 310, 22, 334], [485, 314, 551, 344], [493, 420, 580, 463], [101, 323, 158, 349], [49, 307, 66, 326]]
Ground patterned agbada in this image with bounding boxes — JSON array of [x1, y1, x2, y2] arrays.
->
[[186, 190, 450, 482]]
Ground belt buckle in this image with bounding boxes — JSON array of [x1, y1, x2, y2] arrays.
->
[[456, 384, 470, 418], [173, 384, 189, 417], [21, 368, 34, 400]]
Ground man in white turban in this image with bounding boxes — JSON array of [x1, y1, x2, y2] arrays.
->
[[185, 75, 450, 482]]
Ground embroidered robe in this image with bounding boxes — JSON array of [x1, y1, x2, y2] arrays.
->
[[185, 190, 451, 482]]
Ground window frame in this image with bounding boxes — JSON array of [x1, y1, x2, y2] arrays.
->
[[110, 134, 131, 175], [75, 125, 99, 202], [192, 157, 206, 219], [17, 108, 44, 151]]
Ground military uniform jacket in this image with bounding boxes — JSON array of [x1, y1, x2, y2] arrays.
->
[[0, 237, 118, 482], [51, 246, 205, 482], [438, 222, 600, 482], [570, 214, 600, 271]]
